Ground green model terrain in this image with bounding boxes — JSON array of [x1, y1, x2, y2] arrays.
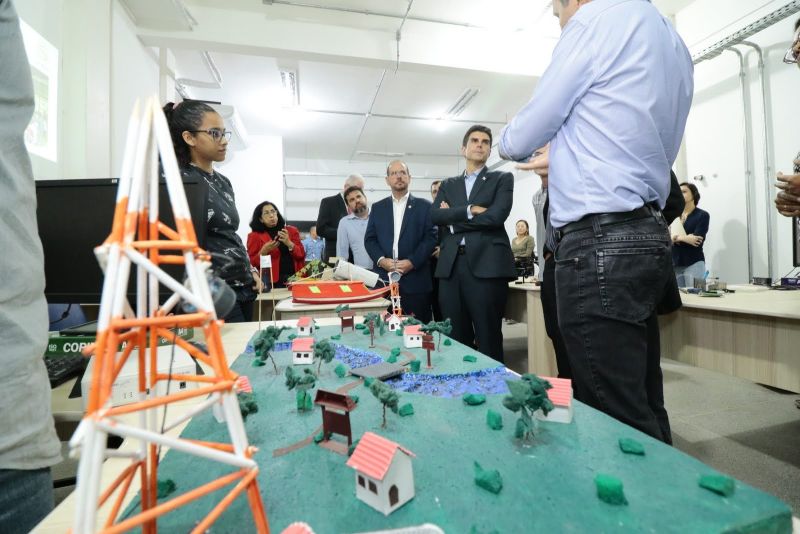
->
[[124, 325, 792, 533]]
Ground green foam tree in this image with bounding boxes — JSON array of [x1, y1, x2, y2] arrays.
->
[[252, 329, 278, 374], [421, 318, 452, 351], [313, 338, 336, 375], [369, 379, 400, 428], [502, 373, 554, 442], [285, 366, 317, 412]]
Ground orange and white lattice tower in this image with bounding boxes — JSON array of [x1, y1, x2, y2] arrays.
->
[[68, 98, 269, 533]]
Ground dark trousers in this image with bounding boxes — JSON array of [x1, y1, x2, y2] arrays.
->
[[0, 468, 54, 534], [430, 257, 443, 321], [399, 288, 432, 324], [439, 254, 507, 363], [554, 214, 672, 443], [541, 254, 571, 379], [224, 298, 254, 323]]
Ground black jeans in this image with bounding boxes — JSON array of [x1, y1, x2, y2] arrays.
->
[[541, 254, 571, 379], [554, 214, 672, 442]]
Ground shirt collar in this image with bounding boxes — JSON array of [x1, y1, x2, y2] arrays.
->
[[392, 192, 410, 204], [465, 166, 485, 181]]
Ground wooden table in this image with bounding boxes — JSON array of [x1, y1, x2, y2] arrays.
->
[[506, 282, 800, 393], [505, 282, 557, 377], [274, 296, 390, 320], [659, 286, 800, 393], [255, 288, 292, 322]]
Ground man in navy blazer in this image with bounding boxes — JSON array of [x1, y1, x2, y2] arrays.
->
[[365, 160, 437, 323], [431, 125, 516, 362]]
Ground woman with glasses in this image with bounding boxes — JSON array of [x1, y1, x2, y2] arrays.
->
[[247, 202, 305, 288], [163, 100, 260, 322]]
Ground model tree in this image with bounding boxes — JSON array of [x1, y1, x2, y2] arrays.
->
[[362, 312, 384, 346], [502, 374, 554, 442], [369, 379, 400, 428], [285, 366, 317, 412], [313, 338, 336, 375], [335, 304, 351, 314], [421, 318, 452, 351], [252, 329, 279, 374]]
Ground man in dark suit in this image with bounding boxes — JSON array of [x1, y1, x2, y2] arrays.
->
[[365, 160, 436, 323], [431, 125, 516, 362], [316, 174, 364, 262]]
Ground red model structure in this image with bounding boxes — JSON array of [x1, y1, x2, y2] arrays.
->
[[69, 99, 269, 533], [289, 280, 390, 304], [314, 389, 357, 455]]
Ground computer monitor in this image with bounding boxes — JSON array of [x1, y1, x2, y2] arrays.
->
[[36, 177, 208, 304]]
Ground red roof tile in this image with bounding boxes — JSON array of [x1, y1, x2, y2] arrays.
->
[[541, 376, 572, 407], [346, 432, 415, 481], [403, 325, 422, 335], [292, 337, 315, 352], [297, 316, 313, 328]]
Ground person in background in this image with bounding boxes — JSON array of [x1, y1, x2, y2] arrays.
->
[[775, 19, 800, 218], [163, 100, 261, 322], [511, 219, 535, 259], [317, 174, 364, 262], [498, 0, 693, 443], [0, 2, 62, 531], [365, 160, 436, 323], [672, 182, 709, 287], [301, 225, 325, 262], [430, 180, 443, 320], [524, 146, 572, 379], [432, 125, 517, 363], [247, 201, 305, 288], [337, 186, 373, 270]]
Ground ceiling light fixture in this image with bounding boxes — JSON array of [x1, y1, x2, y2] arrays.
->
[[201, 51, 223, 87], [279, 69, 299, 107], [444, 88, 479, 118]]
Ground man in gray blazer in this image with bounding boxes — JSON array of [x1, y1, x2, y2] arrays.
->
[[431, 125, 516, 362]]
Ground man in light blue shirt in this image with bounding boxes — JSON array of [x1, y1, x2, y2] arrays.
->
[[498, 0, 693, 443], [336, 186, 373, 270], [301, 225, 325, 262]]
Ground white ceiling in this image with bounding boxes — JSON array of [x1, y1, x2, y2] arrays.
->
[[124, 0, 698, 178]]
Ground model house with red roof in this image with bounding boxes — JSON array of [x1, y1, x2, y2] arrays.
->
[[296, 316, 315, 336], [535, 376, 573, 424], [403, 325, 422, 349], [292, 337, 315, 365], [346, 432, 415, 515]]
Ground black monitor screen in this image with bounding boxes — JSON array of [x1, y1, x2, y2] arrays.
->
[[36, 178, 208, 304]]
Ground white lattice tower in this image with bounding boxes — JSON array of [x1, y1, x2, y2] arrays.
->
[[68, 98, 269, 534], [388, 271, 403, 317]]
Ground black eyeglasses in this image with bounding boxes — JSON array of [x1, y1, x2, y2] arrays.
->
[[188, 128, 232, 142]]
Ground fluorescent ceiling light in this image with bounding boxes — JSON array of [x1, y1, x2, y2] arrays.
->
[[280, 69, 299, 107], [444, 88, 479, 118], [201, 51, 223, 87]]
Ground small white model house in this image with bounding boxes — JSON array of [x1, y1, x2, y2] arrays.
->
[[296, 316, 315, 336], [292, 337, 315, 365], [535, 376, 573, 424], [386, 314, 403, 332], [403, 325, 422, 349], [346, 431, 415, 516]]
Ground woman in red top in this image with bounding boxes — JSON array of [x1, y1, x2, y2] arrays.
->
[[247, 201, 305, 287]]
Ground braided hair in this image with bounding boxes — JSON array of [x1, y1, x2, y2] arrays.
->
[[162, 100, 216, 167]]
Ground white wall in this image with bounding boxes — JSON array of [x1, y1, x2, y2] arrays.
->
[[19, 0, 160, 180], [218, 135, 284, 245], [283, 157, 460, 223], [676, 0, 800, 282], [111, 1, 158, 174]]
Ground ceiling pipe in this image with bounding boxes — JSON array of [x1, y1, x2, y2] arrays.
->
[[739, 40, 775, 281], [263, 0, 527, 32], [691, 1, 800, 64], [690, 1, 799, 283], [349, 69, 387, 162], [726, 47, 755, 282]]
